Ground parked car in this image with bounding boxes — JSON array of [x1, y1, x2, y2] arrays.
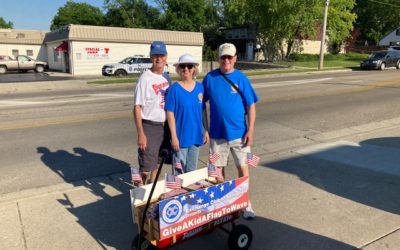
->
[[360, 50, 400, 70], [0, 55, 48, 74], [102, 55, 153, 76]]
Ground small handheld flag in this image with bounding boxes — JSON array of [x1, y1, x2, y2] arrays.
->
[[207, 164, 224, 181], [208, 152, 220, 164], [131, 168, 143, 186], [173, 154, 183, 171], [165, 173, 182, 189], [247, 153, 260, 167]]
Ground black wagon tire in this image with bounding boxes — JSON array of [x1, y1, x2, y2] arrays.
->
[[131, 234, 156, 250], [228, 224, 253, 250], [115, 69, 127, 77], [380, 62, 386, 71], [396, 61, 400, 69]]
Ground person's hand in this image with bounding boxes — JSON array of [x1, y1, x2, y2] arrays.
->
[[171, 137, 180, 152], [137, 132, 147, 151], [203, 131, 209, 144], [243, 130, 253, 147]]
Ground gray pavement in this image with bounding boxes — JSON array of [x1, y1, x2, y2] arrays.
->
[[1, 79, 400, 250]]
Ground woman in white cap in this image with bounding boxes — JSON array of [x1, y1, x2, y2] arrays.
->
[[165, 54, 209, 174]]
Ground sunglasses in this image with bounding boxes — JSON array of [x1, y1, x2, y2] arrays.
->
[[220, 55, 234, 60], [179, 64, 194, 69]]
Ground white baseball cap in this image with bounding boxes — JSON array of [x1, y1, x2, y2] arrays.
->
[[219, 43, 236, 57], [173, 53, 199, 66]]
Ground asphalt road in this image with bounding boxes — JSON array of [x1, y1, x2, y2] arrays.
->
[[1, 69, 400, 249], [1, 69, 400, 194]]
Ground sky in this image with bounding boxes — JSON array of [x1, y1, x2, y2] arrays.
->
[[0, 0, 105, 31]]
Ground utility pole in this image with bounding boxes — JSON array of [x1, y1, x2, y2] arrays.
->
[[318, 0, 330, 70]]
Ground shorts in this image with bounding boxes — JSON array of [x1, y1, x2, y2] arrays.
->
[[138, 120, 164, 172], [209, 138, 251, 167]]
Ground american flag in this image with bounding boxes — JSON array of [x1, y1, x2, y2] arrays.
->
[[208, 164, 224, 181], [247, 153, 260, 167], [131, 168, 143, 185], [165, 173, 182, 189], [173, 155, 183, 170], [208, 152, 220, 164]]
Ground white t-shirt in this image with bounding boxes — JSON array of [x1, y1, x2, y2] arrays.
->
[[133, 70, 170, 122]]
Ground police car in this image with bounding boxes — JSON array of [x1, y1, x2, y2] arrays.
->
[[102, 55, 153, 76]]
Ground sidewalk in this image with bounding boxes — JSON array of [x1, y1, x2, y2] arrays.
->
[[1, 115, 400, 249]]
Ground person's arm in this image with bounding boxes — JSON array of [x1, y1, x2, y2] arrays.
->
[[243, 104, 256, 146], [202, 108, 209, 144], [167, 111, 180, 151], [133, 105, 147, 150]]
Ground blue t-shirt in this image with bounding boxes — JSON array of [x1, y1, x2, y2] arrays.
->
[[202, 69, 259, 141], [165, 81, 205, 148]]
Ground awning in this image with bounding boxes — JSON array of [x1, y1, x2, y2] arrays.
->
[[55, 41, 68, 52]]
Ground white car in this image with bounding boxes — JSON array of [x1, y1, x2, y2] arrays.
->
[[102, 56, 153, 76]]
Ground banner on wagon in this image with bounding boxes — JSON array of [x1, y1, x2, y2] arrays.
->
[[158, 176, 249, 240]]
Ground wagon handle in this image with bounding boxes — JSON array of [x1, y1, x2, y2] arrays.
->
[[137, 149, 170, 249]]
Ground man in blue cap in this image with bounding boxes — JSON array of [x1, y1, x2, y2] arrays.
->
[[133, 41, 171, 184]]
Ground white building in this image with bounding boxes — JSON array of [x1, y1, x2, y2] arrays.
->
[[1, 25, 204, 76], [379, 28, 400, 46]]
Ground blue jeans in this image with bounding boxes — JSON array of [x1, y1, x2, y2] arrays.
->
[[173, 145, 200, 174]]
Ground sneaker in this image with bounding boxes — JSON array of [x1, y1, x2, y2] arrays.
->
[[243, 203, 256, 220]]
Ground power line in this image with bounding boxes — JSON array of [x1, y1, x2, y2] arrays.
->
[[366, 0, 400, 8]]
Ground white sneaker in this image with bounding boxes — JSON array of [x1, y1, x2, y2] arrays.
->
[[243, 202, 256, 220]]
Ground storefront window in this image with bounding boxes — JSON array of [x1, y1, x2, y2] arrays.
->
[[27, 50, 34, 56]]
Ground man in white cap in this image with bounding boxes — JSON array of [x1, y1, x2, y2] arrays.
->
[[202, 43, 259, 219], [133, 41, 171, 184]]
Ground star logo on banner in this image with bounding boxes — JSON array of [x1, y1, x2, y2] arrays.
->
[[220, 185, 224, 192], [204, 187, 209, 194], [189, 193, 195, 199], [197, 198, 203, 204], [210, 192, 214, 198], [180, 196, 186, 201]]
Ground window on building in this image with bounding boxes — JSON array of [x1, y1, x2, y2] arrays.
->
[[12, 49, 19, 58], [26, 50, 34, 56]]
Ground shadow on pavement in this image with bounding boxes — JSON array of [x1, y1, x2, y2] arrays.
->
[[265, 137, 400, 215], [37, 146, 135, 249]]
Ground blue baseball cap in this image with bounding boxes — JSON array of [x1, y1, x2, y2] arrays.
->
[[150, 41, 167, 56]]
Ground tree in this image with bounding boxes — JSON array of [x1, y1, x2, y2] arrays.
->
[[225, 0, 356, 60], [0, 17, 13, 29], [159, 0, 206, 32], [225, 0, 321, 61], [104, 0, 160, 28], [327, 0, 356, 54], [50, 1, 105, 31], [354, 0, 400, 45]]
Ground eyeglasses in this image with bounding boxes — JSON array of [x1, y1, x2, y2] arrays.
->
[[179, 64, 194, 69], [220, 55, 234, 60]]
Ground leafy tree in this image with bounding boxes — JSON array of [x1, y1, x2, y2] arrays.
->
[[225, 0, 356, 60], [354, 0, 400, 45], [104, 0, 160, 28], [202, 0, 225, 60], [50, 1, 105, 31], [327, 0, 356, 54], [159, 0, 206, 32], [0, 17, 13, 29]]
